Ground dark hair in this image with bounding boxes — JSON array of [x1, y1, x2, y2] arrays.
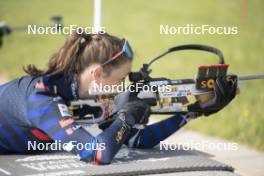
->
[[23, 31, 130, 77]]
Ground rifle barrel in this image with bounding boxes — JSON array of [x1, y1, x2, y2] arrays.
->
[[239, 74, 264, 81]]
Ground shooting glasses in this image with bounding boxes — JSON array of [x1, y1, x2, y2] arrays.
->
[[101, 39, 134, 66]]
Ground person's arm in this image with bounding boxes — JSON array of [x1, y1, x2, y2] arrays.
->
[[100, 113, 188, 149], [105, 91, 188, 148], [125, 113, 188, 148], [26, 89, 132, 164], [125, 76, 238, 149]]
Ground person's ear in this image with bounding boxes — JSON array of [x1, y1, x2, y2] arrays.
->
[[92, 65, 103, 81]]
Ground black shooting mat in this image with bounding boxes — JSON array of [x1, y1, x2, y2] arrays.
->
[[0, 145, 239, 176]]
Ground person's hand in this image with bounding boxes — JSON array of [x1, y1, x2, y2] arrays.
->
[[99, 91, 150, 129], [112, 90, 138, 113], [188, 75, 238, 116], [118, 100, 150, 127]]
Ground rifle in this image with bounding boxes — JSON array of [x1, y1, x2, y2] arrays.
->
[[69, 44, 264, 125]]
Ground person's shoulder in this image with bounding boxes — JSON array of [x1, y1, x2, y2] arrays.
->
[[0, 75, 39, 92]]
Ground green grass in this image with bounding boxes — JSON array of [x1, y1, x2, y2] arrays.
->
[[1, 0, 264, 150]]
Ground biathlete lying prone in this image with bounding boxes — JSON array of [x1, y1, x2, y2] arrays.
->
[[0, 31, 237, 164]]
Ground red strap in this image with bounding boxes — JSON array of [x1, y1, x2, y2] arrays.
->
[[31, 129, 52, 141], [35, 82, 49, 91]]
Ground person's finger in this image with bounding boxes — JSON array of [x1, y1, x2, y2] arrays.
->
[[230, 78, 238, 99], [224, 75, 238, 100], [187, 101, 202, 112], [221, 76, 233, 101], [214, 78, 226, 103], [215, 78, 225, 96]]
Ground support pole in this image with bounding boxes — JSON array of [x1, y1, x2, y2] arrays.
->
[[93, 0, 102, 33]]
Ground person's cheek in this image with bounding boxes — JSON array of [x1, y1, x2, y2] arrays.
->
[[105, 76, 116, 85], [116, 80, 123, 86], [113, 78, 123, 86], [99, 77, 112, 87]]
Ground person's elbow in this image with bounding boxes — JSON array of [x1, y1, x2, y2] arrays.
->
[[95, 156, 112, 165], [80, 150, 113, 165]]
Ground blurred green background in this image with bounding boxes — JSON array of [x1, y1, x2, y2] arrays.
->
[[0, 0, 264, 150]]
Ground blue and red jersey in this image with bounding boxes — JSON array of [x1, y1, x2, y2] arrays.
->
[[0, 73, 187, 164]]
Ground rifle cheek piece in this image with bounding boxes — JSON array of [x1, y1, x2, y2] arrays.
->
[[129, 64, 152, 82]]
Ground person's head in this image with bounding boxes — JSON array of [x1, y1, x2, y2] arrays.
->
[[23, 31, 133, 98]]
